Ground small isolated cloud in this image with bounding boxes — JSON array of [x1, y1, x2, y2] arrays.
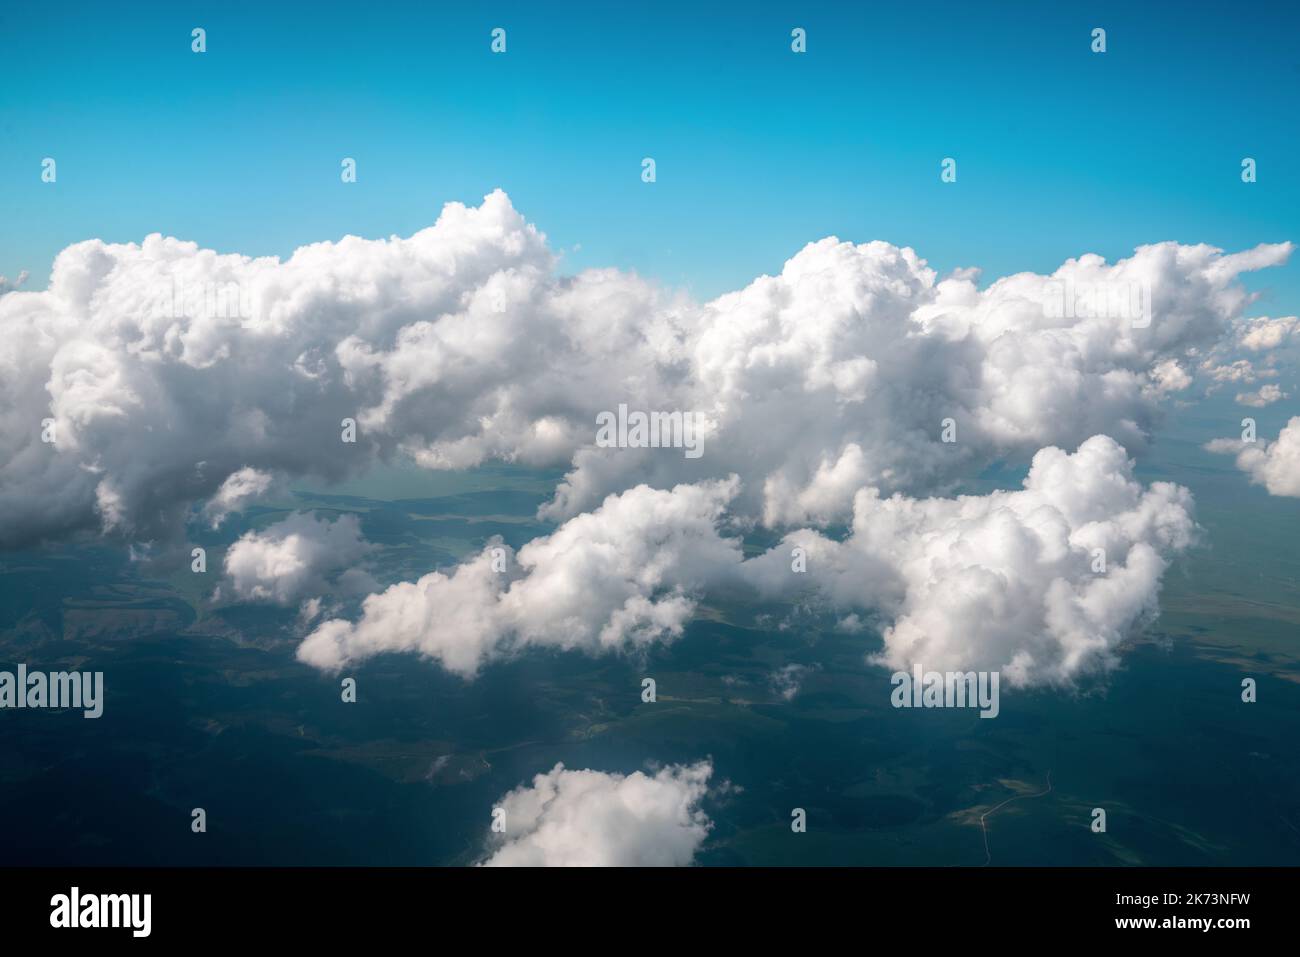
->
[[222, 511, 372, 605], [1202, 358, 1262, 385], [1238, 315, 1299, 352], [1235, 383, 1286, 408], [202, 466, 276, 528], [1206, 417, 1300, 497], [770, 663, 819, 701], [480, 761, 714, 867]]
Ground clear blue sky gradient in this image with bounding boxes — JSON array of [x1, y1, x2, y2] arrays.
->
[[2, 0, 1297, 306]]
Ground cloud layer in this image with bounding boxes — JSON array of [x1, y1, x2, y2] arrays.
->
[[0, 191, 1289, 547], [2, 191, 1288, 689]]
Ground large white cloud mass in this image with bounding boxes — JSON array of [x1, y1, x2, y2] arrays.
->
[[0, 190, 1289, 546], [2, 191, 1287, 687], [545, 237, 1291, 528], [1206, 417, 1300, 497], [480, 761, 714, 867]]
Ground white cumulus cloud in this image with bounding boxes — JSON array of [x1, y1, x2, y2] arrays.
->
[[1206, 417, 1300, 497], [5, 192, 1289, 692], [1236, 383, 1287, 407], [300, 436, 1194, 689], [296, 479, 744, 676], [742, 435, 1196, 687], [0, 191, 1289, 547], [1238, 315, 1298, 352], [202, 466, 276, 528], [480, 761, 714, 867], [222, 511, 373, 606]]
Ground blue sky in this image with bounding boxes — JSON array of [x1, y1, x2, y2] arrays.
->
[[2, 0, 1297, 305]]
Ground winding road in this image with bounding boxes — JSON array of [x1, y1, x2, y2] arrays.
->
[[979, 770, 1053, 866]]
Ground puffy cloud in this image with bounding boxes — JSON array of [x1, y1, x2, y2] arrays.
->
[[770, 663, 818, 701], [4, 192, 1282, 691], [1239, 316, 1299, 352], [1236, 384, 1286, 408], [1206, 417, 1300, 497], [201, 466, 276, 528], [1149, 358, 1193, 395], [480, 761, 714, 867], [0, 191, 1289, 547], [548, 238, 1291, 527], [221, 511, 372, 606], [1202, 358, 1267, 385], [296, 479, 744, 675], [0, 191, 580, 546], [302, 437, 1194, 689], [742, 436, 1196, 688]]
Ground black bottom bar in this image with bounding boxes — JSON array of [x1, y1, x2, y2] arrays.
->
[[0, 866, 1285, 942]]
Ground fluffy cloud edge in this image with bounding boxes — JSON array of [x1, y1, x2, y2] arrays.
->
[[479, 760, 714, 867], [1, 190, 1290, 549], [298, 436, 1196, 690], [1206, 416, 1300, 497]]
